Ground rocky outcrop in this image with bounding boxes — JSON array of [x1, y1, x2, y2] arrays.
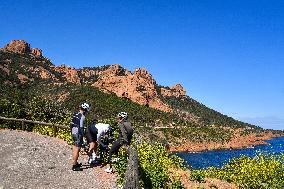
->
[[170, 129, 277, 152], [93, 64, 172, 112], [54, 65, 81, 84], [161, 84, 186, 98], [31, 48, 42, 57], [28, 66, 58, 80], [3, 40, 31, 54], [17, 73, 34, 83], [80, 69, 99, 78], [2, 40, 43, 57]]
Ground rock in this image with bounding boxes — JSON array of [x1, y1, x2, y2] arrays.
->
[[17, 73, 34, 83], [161, 84, 186, 98], [31, 48, 42, 57], [2, 40, 43, 57], [55, 65, 81, 84], [3, 40, 31, 54], [93, 65, 172, 112], [28, 66, 58, 80]]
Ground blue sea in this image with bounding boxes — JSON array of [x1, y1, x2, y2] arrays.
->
[[176, 136, 284, 169]]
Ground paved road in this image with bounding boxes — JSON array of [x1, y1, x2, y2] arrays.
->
[[0, 129, 118, 189]]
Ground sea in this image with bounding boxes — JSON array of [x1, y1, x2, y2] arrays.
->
[[176, 136, 284, 169]]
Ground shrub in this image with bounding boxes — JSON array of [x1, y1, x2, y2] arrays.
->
[[113, 142, 185, 188], [190, 170, 206, 183], [205, 154, 284, 189], [169, 180, 185, 189]]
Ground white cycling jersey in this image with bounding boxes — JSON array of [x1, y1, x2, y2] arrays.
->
[[95, 123, 111, 144]]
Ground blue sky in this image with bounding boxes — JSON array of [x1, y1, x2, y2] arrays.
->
[[0, 0, 283, 130]]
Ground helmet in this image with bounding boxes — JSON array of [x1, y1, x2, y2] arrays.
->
[[80, 103, 90, 112], [117, 112, 128, 120]]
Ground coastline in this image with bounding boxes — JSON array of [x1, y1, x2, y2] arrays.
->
[[170, 130, 283, 153]]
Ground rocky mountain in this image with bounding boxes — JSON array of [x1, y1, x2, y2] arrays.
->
[[0, 40, 185, 112]]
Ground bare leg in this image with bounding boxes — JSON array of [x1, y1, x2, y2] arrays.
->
[[88, 141, 98, 155], [72, 146, 80, 165]]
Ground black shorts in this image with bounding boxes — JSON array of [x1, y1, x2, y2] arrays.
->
[[71, 127, 84, 147], [86, 125, 98, 143]]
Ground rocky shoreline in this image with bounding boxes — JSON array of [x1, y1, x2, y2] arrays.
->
[[170, 130, 283, 153]]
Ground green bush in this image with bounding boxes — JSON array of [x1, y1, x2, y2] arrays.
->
[[137, 143, 184, 188], [190, 170, 206, 183], [113, 148, 129, 185], [112, 142, 185, 188], [205, 154, 284, 189], [169, 180, 185, 189]]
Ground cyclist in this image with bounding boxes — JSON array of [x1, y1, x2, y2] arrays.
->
[[70, 103, 90, 171], [105, 112, 133, 173], [86, 117, 113, 164]]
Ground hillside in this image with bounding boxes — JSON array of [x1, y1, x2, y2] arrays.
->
[[1, 39, 282, 150]]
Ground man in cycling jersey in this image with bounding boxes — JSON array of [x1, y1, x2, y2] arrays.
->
[[105, 112, 133, 173], [70, 103, 90, 171], [86, 116, 113, 164]]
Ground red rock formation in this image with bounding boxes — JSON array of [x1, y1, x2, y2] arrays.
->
[[161, 84, 186, 98], [54, 65, 81, 84], [17, 73, 34, 83], [28, 66, 58, 80], [80, 69, 99, 78], [31, 48, 42, 57], [170, 129, 278, 152], [4, 40, 31, 54], [93, 65, 172, 112], [2, 40, 43, 57]]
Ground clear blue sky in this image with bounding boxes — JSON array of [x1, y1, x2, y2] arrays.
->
[[1, 0, 283, 130]]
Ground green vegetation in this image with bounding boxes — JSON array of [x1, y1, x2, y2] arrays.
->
[[114, 142, 185, 188], [163, 95, 261, 130], [189, 170, 206, 183], [204, 154, 284, 189]]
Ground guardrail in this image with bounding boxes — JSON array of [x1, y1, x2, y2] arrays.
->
[[124, 147, 140, 189], [0, 116, 69, 136]]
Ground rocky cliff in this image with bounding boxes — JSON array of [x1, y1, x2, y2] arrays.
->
[[93, 64, 172, 112], [2, 40, 43, 57], [160, 84, 186, 98]]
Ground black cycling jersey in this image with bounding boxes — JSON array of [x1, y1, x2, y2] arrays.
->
[[70, 112, 83, 129]]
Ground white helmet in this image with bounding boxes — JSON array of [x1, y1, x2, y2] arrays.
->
[[117, 112, 128, 120], [80, 103, 90, 112]]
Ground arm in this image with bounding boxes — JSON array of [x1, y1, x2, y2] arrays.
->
[[79, 115, 85, 128], [97, 133, 104, 147], [79, 115, 85, 135]]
